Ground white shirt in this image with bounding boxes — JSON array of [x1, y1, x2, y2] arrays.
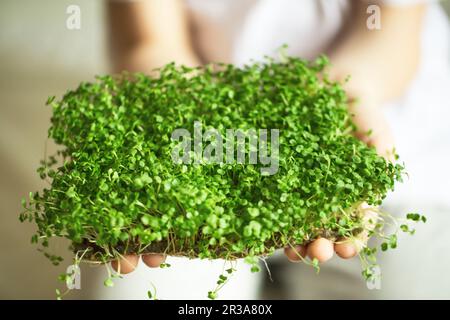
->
[[185, 0, 450, 206], [186, 0, 438, 65]]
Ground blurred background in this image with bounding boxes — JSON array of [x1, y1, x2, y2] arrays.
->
[[1, 0, 449, 299]]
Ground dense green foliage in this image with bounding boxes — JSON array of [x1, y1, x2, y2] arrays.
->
[[21, 56, 423, 295]]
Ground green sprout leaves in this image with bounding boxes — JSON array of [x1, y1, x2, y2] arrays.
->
[[19, 55, 420, 298]]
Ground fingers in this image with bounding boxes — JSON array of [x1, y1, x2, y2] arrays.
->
[[284, 204, 379, 263], [110, 253, 166, 274], [284, 237, 357, 264], [142, 253, 166, 268], [334, 240, 358, 259], [284, 245, 307, 262], [306, 238, 334, 263], [284, 238, 334, 264], [111, 254, 139, 274], [334, 204, 378, 258]]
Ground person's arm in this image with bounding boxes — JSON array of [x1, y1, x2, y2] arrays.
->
[[284, 2, 426, 263], [330, 1, 425, 103], [329, 1, 425, 156], [107, 0, 200, 73]]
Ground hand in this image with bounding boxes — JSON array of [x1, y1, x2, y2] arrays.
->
[[284, 92, 394, 264], [284, 203, 380, 263], [111, 253, 166, 274]]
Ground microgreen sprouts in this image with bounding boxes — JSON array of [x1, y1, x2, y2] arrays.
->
[[20, 55, 425, 299]]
